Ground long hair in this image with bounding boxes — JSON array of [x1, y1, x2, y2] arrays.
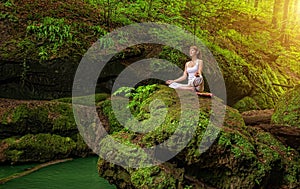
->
[[190, 45, 202, 59]]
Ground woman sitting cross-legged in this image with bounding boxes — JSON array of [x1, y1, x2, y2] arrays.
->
[[166, 45, 204, 92]]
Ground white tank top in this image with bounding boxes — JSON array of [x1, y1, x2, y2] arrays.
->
[[187, 60, 199, 81]]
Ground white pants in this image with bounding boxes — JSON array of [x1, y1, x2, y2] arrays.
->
[[168, 78, 204, 92]]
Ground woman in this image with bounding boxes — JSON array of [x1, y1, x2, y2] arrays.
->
[[166, 46, 204, 92]]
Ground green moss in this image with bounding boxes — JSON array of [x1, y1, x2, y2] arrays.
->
[[50, 102, 77, 132], [130, 166, 178, 189], [183, 126, 299, 188], [11, 104, 31, 123], [248, 128, 300, 187], [271, 85, 300, 127], [1, 109, 12, 125], [4, 133, 77, 163], [209, 44, 252, 101], [73, 133, 90, 154], [99, 99, 124, 134], [0, 101, 81, 138], [233, 96, 260, 112], [55, 93, 109, 104], [97, 85, 300, 188]]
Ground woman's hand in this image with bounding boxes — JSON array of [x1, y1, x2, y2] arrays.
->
[[166, 80, 174, 84], [194, 72, 199, 77]]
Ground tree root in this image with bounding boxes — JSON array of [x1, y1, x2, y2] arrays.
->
[[0, 158, 73, 184]]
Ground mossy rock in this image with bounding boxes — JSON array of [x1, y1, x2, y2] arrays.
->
[[0, 133, 92, 164], [271, 85, 300, 128], [0, 97, 113, 163], [98, 84, 300, 188], [54, 93, 109, 104], [0, 94, 109, 139], [233, 96, 260, 112], [2, 133, 76, 163], [0, 100, 77, 138]]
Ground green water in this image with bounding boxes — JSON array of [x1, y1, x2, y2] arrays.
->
[[0, 156, 116, 189]]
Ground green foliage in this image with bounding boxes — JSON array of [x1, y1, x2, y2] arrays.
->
[[112, 87, 134, 98], [85, 0, 186, 25], [99, 85, 300, 188], [51, 103, 76, 133], [25, 17, 75, 62], [113, 84, 159, 115], [26, 17, 73, 44], [129, 84, 159, 109], [1, 0, 14, 7], [102, 84, 160, 133], [218, 132, 256, 158], [155, 46, 188, 71], [208, 42, 252, 97], [88, 25, 108, 37], [250, 128, 300, 187], [0, 12, 18, 22], [183, 185, 193, 189]]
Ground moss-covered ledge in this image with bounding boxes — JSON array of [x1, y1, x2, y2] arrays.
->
[[97, 85, 300, 189], [0, 93, 109, 164], [271, 85, 300, 128]]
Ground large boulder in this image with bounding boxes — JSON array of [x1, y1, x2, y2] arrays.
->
[[0, 93, 108, 163], [97, 85, 300, 188], [272, 85, 300, 128]]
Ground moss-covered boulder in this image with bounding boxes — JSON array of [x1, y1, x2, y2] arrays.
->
[[0, 93, 108, 138], [0, 94, 109, 163], [2, 134, 75, 163], [0, 99, 77, 138], [233, 96, 260, 112], [97, 85, 300, 188], [271, 85, 300, 128]]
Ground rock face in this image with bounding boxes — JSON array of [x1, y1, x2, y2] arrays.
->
[[272, 85, 300, 128], [0, 93, 108, 163], [97, 85, 300, 189]]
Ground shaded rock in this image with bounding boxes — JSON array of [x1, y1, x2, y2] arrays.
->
[[0, 99, 78, 138], [1, 133, 76, 163], [0, 94, 109, 164], [233, 96, 260, 112], [97, 85, 300, 189], [271, 85, 300, 128], [241, 109, 273, 125], [251, 124, 300, 151]]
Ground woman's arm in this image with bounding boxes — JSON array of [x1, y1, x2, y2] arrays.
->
[[195, 60, 203, 76], [166, 63, 188, 84]]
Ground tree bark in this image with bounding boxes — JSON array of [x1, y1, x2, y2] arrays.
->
[[293, 0, 299, 23], [280, 0, 291, 44], [254, 0, 259, 9], [242, 109, 273, 125], [272, 0, 282, 28], [252, 124, 300, 151]]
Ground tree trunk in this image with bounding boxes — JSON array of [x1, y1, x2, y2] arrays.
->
[[280, 0, 291, 45], [242, 109, 274, 126], [252, 124, 300, 151], [254, 0, 259, 9], [293, 0, 299, 22], [272, 0, 282, 28]]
